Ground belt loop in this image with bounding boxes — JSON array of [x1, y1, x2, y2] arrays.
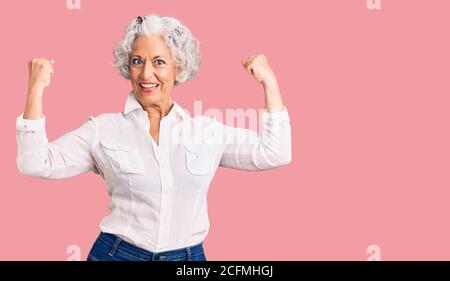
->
[[186, 246, 191, 261], [108, 236, 122, 256]]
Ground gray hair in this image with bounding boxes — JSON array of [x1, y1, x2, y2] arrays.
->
[[113, 14, 201, 86]]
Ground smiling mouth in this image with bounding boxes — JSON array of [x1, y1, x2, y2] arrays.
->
[[140, 83, 159, 93]]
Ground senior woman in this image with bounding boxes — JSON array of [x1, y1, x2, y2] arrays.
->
[[16, 14, 291, 261]]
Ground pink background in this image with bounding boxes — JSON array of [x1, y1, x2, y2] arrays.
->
[[1, 0, 450, 260]]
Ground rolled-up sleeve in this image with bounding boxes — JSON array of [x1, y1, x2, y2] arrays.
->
[[219, 107, 292, 170], [16, 113, 99, 179]]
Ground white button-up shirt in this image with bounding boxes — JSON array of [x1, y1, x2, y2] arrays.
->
[[16, 92, 292, 252]]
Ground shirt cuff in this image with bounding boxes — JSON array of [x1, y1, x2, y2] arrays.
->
[[16, 113, 46, 132], [262, 107, 290, 125]]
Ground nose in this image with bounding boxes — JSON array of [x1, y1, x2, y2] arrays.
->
[[141, 60, 155, 81]]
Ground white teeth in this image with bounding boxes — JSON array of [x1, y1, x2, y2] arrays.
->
[[140, 83, 158, 89]]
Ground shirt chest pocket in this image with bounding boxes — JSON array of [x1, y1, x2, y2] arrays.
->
[[184, 143, 215, 176], [100, 140, 144, 174]]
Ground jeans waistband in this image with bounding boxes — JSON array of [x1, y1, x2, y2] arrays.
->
[[97, 232, 204, 261]]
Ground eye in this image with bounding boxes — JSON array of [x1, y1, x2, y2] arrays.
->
[[132, 58, 143, 65], [155, 59, 166, 65]]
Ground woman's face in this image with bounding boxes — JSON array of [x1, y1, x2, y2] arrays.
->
[[130, 34, 178, 108]]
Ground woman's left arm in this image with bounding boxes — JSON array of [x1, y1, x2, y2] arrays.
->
[[242, 54, 285, 113], [218, 54, 292, 170]]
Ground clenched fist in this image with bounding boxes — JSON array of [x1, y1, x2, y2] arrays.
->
[[241, 54, 276, 85], [28, 57, 54, 93]]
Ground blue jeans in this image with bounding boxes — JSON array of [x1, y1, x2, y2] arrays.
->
[[87, 232, 207, 261]]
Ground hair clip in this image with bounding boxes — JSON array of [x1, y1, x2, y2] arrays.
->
[[174, 26, 183, 36], [137, 16, 144, 24]]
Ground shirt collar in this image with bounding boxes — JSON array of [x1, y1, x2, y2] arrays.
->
[[123, 91, 188, 121]]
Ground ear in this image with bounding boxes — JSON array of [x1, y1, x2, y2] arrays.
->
[[174, 66, 181, 83]]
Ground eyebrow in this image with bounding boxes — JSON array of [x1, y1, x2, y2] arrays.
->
[[131, 54, 167, 59]]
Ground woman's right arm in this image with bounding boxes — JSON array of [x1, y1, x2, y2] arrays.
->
[[16, 58, 99, 179]]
